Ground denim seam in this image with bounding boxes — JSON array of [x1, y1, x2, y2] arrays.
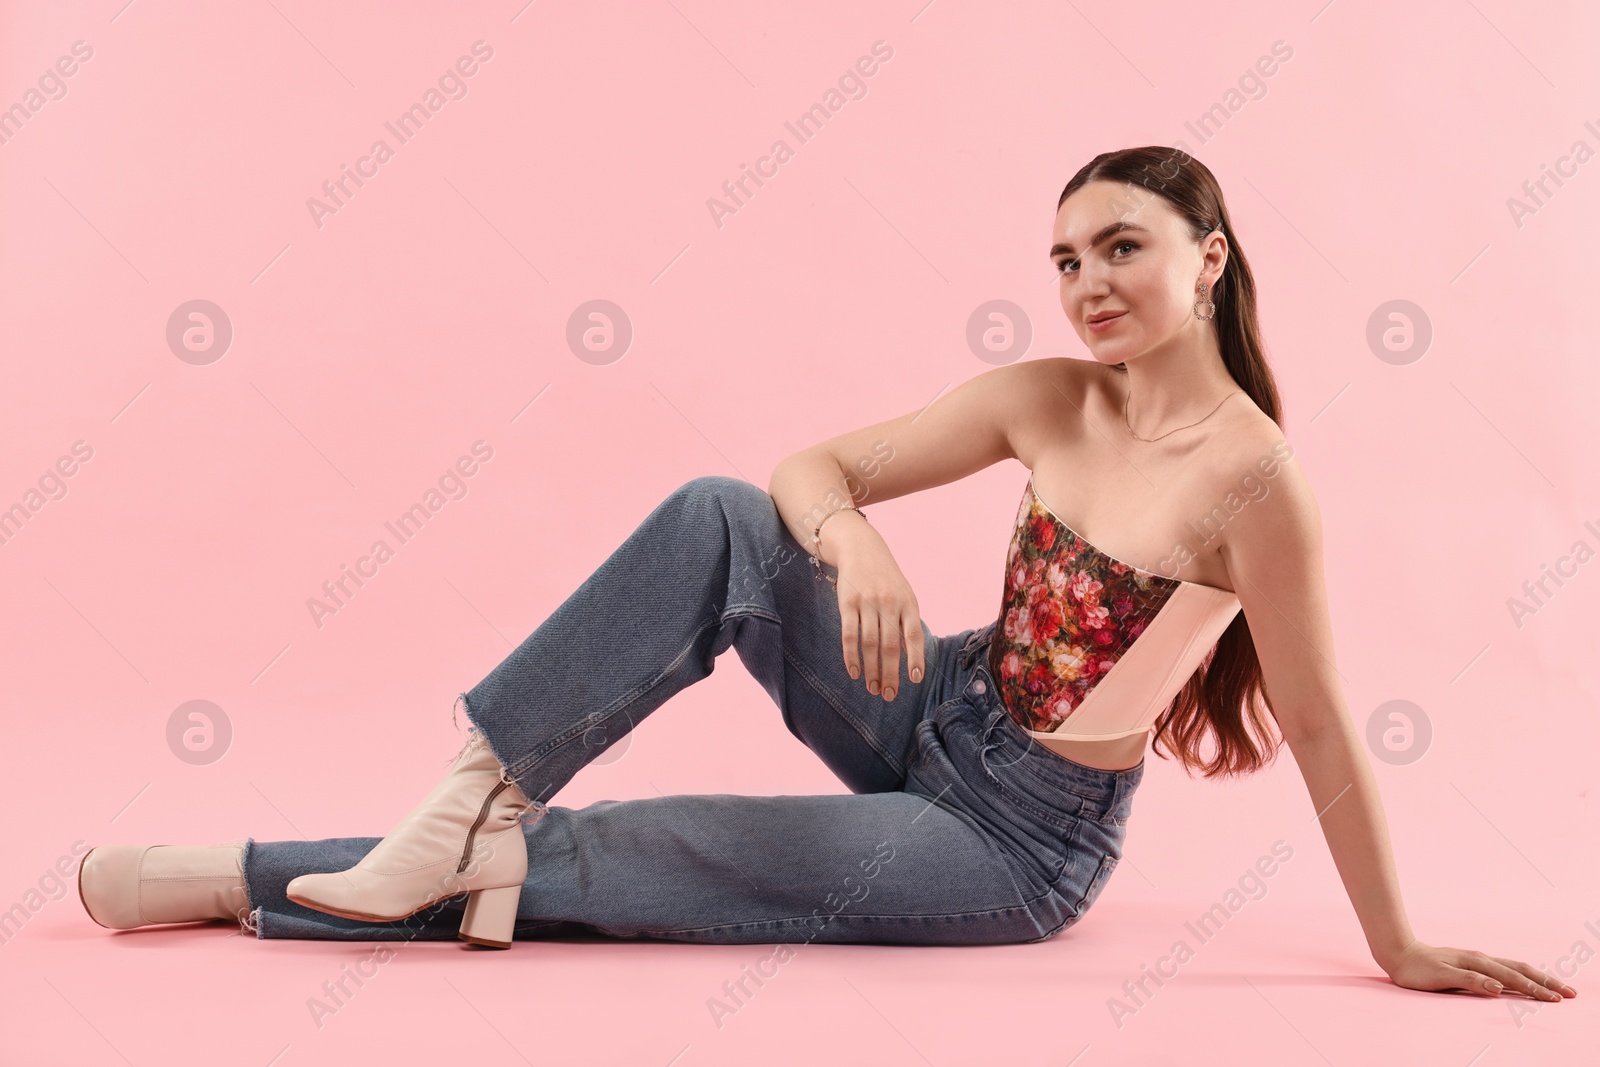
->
[[1002, 744, 1121, 804], [983, 723, 1127, 826], [638, 901, 1042, 938], [1060, 852, 1117, 919], [991, 772, 1121, 836], [913, 717, 1054, 919], [917, 786, 1047, 913], [502, 614, 728, 780], [982, 765, 1083, 832], [1044, 817, 1088, 896], [969, 710, 1090, 835], [998, 840, 1067, 925], [780, 640, 907, 778], [718, 604, 781, 622]]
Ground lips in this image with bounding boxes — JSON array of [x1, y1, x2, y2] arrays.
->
[[1086, 310, 1127, 324]]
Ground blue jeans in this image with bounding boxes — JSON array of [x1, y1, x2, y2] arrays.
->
[[241, 476, 1142, 945]]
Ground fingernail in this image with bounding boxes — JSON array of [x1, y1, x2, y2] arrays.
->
[[868, 680, 879, 694], [911, 667, 922, 683], [885, 688, 896, 700], [849, 666, 859, 679], [1486, 980, 1503, 993]]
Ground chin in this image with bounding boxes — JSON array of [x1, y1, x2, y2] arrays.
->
[[1086, 340, 1130, 365]]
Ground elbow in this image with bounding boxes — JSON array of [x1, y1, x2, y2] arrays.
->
[[766, 454, 795, 498], [768, 448, 831, 495]]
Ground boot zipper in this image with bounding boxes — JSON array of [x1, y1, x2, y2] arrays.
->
[[458, 780, 513, 874]]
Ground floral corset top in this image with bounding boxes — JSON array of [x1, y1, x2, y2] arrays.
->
[[985, 474, 1243, 743]]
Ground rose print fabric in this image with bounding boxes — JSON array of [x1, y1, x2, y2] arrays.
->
[[987, 476, 1184, 735]]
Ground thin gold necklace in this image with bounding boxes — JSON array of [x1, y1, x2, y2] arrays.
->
[[1123, 386, 1242, 442]]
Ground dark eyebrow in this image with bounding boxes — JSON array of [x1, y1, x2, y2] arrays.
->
[[1050, 221, 1150, 260]]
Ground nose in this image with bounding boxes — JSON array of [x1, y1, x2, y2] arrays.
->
[[1074, 256, 1113, 292]]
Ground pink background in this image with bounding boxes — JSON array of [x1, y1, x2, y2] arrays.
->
[[4, 0, 1597, 1063]]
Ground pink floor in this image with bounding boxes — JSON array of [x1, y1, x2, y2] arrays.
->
[[5, 673, 1593, 1065], [13, 901, 1589, 1066]]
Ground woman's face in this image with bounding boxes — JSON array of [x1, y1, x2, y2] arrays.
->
[[1051, 179, 1225, 365]]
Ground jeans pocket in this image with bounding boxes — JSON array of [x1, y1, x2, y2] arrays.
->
[[983, 759, 1089, 834], [970, 714, 1105, 830], [937, 697, 1084, 835], [1067, 852, 1118, 918], [983, 707, 1138, 827], [1025, 842, 1118, 942], [1055, 807, 1125, 914]]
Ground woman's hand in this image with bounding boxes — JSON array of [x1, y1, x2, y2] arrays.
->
[[828, 514, 925, 703], [1380, 939, 1577, 1000]]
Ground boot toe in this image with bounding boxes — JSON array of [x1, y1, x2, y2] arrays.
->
[[285, 872, 367, 918], [284, 872, 331, 908], [78, 845, 151, 929]]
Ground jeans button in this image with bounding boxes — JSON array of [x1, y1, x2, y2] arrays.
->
[[973, 679, 987, 695]]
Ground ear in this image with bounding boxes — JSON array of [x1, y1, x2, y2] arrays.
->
[[1200, 227, 1228, 290]]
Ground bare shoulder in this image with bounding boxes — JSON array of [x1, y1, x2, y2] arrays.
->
[[985, 354, 1087, 405], [1001, 357, 1098, 466], [1211, 410, 1322, 561]]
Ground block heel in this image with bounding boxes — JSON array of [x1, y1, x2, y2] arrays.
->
[[285, 729, 533, 935], [459, 883, 521, 948]]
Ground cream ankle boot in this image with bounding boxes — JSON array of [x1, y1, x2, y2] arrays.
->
[[78, 841, 251, 930], [286, 728, 533, 948]]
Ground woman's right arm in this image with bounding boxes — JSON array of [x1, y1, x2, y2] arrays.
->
[[765, 358, 1068, 703]]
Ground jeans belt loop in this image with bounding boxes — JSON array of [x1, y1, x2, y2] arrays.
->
[[960, 628, 986, 669], [976, 706, 1001, 757]]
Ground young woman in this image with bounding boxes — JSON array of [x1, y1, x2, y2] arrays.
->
[[79, 146, 1574, 1003]]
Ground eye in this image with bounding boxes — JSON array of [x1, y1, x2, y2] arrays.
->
[[1055, 241, 1139, 275]]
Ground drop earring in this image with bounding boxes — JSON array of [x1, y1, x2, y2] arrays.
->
[[1193, 280, 1216, 321]]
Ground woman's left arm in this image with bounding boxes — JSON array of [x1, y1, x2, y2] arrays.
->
[[1218, 439, 1575, 1002]]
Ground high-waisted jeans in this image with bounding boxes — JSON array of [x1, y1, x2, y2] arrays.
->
[[241, 475, 1143, 945]]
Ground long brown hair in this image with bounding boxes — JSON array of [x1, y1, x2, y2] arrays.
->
[[1057, 146, 1285, 779]]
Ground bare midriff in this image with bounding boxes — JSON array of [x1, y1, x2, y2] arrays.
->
[[1032, 731, 1149, 773]]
